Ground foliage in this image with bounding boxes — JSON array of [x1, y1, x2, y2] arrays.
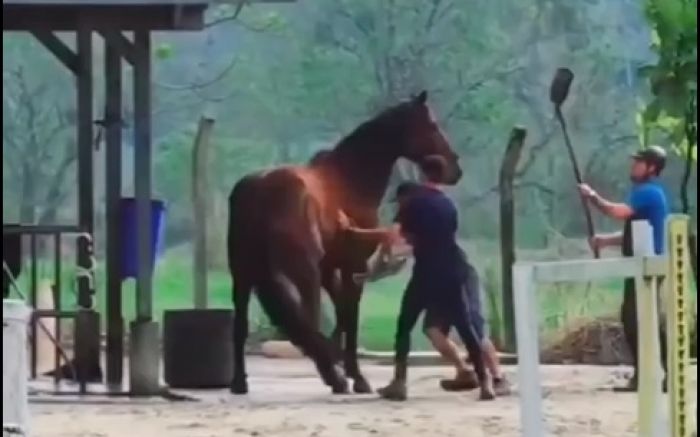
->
[[638, 0, 697, 160]]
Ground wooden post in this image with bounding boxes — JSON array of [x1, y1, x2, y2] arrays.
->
[[76, 26, 94, 310], [499, 127, 527, 352], [104, 37, 124, 388], [2, 300, 32, 435], [133, 30, 153, 322], [129, 30, 160, 396], [633, 220, 665, 437], [191, 115, 215, 309]]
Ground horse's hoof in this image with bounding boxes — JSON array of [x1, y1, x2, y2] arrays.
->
[[230, 379, 248, 395], [331, 378, 349, 395], [377, 381, 407, 401], [353, 378, 372, 394]]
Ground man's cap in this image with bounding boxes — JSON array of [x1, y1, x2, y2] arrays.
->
[[631, 145, 667, 170], [391, 181, 424, 202]]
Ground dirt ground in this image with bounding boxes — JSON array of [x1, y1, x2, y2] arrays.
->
[[30, 358, 697, 437]]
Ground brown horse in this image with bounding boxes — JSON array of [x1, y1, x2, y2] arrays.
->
[[227, 91, 462, 395]]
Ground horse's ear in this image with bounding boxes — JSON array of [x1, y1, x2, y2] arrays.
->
[[413, 90, 428, 105]]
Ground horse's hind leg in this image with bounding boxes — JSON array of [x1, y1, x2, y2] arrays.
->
[[290, 265, 349, 394], [231, 275, 252, 394], [321, 264, 344, 361], [256, 277, 348, 393], [341, 271, 372, 394]]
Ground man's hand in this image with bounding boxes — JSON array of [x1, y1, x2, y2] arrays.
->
[[588, 235, 603, 252], [578, 183, 598, 200], [382, 227, 401, 246]]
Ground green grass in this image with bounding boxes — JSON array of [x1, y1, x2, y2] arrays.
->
[[14, 246, 648, 351]]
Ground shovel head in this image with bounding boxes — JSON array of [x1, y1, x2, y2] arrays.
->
[[550, 68, 574, 107]]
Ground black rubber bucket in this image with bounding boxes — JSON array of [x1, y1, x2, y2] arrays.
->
[[163, 309, 233, 389]]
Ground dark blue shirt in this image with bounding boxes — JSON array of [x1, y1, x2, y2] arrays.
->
[[394, 187, 464, 281], [623, 179, 669, 255]]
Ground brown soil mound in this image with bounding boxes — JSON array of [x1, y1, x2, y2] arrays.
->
[[542, 317, 633, 365]]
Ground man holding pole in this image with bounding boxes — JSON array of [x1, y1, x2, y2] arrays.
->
[[578, 145, 670, 392]]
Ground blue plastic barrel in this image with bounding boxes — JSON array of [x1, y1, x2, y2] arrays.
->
[[119, 198, 166, 280]]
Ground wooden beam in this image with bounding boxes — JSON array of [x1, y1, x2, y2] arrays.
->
[[499, 126, 526, 352], [99, 30, 135, 66], [4, 5, 207, 32], [104, 40, 124, 388], [31, 30, 79, 75]]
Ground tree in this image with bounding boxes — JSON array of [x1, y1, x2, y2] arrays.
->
[[638, 0, 697, 281], [3, 37, 77, 225]]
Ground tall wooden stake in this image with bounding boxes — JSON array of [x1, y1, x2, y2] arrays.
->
[[499, 127, 526, 352], [192, 115, 215, 309]]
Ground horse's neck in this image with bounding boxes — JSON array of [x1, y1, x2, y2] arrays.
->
[[327, 147, 397, 219]]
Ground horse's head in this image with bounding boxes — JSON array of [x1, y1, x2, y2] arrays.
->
[[390, 91, 462, 185]]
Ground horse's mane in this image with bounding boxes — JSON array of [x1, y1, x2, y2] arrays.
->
[[332, 100, 412, 156]]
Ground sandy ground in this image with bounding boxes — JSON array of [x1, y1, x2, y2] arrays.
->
[[29, 358, 697, 437]]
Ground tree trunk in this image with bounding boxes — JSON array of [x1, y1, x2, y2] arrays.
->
[[191, 115, 215, 310], [499, 127, 527, 353]]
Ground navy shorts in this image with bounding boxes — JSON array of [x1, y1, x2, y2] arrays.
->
[[422, 264, 486, 340]]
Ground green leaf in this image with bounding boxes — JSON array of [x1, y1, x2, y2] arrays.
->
[[155, 43, 174, 60]]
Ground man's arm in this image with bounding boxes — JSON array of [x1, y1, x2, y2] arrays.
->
[[579, 184, 634, 221], [592, 232, 624, 249]]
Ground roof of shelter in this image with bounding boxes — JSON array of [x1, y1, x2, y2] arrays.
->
[[3, 0, 209, 31]]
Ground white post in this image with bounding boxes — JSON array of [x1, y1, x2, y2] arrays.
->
[[632, 220, 665, 437], [3, 299, 32, 435], [513, 264, 546, 437]]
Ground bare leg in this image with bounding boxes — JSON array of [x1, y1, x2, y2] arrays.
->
[[424, 327, 478, 391], [482, 338, 511, 395]]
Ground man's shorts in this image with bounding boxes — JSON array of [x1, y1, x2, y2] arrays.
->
[[422, 264, 487, 340]]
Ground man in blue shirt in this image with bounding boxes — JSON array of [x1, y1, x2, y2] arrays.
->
[[579, 145, 670, 391]]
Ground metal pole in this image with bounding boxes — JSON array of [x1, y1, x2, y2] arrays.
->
[[667, 215, 691, 437], [513, 263, 546, 437]]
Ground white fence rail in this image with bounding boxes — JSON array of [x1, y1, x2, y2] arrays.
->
[[513, 218, 693, 437]]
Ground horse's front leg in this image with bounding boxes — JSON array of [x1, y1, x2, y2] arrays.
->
[[340, 269, 371, 394]]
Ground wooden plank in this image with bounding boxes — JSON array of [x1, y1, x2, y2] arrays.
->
[[31, 30, 79, 75], [76, 26, 94, 310], [499, 126, 526, 352], [104, 40, 124, 387], [133, 30, 152, 322], [99, 30, 135, 66], [513, 264, 545, 437]]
